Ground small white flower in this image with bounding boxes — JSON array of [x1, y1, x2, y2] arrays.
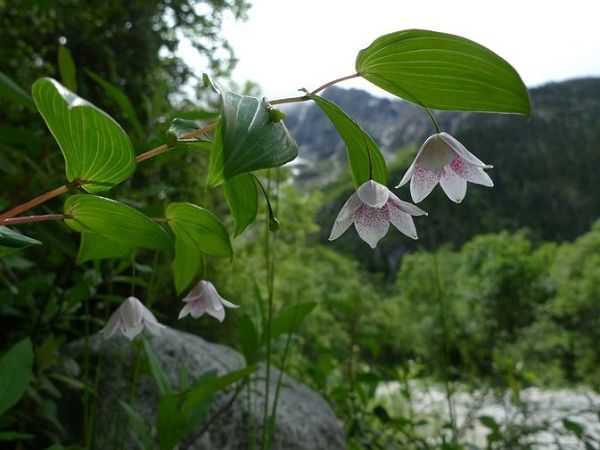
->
[[329, 180, 427, 249], [178, 280, 238, 322], [100, 296, 165, 340], [397, 132, 494, 203]]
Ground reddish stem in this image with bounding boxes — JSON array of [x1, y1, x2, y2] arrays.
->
[[1, 214, 66, 226], [0, 182, 79, 223]]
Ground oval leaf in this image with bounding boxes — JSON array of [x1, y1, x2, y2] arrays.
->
[[173, 237, 204, 295], [223, 173, 258, 236], [309, 95, 388, 188], [356, 29, 531, 115], [32, 78, 136, 193], [207, 84, 298, 187], [64, 195, 172, 252], [76, 232, 131, 264], [0, 338, 34, 416], [166, 202, 232, 257]]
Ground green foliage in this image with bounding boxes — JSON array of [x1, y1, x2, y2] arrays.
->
[[207, 83, 298, 187], [166, 202, 232, 257], [172, 238, 204, 295], [223, 174, 259, 236], [65, 194, 173, 251], [32, 78, 136, 193], [309, 94, 388, 188], [0, 227, 41, 257], [76, 232, 130, 264], [0, 338, 34, 416], [57, 46, 77, 92], [356, 29, 531, 115]]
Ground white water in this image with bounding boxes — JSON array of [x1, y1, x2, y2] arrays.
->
[[377, 382, 600, 448]]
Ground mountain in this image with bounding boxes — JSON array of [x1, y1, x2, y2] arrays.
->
[[284, 78, 600, 274], [283, 86, 467, 184]]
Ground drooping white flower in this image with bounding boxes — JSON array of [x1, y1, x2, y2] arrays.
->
[[178, 280, 238, 322], [100, 296, 165, 340], [329, 180, 427, 249], [397, 132, 494, 203]]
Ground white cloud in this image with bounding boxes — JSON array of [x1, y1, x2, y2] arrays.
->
[[203, 0, 600, 99]]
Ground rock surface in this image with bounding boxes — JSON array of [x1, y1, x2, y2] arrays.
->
[[61, 327, 346, 450]]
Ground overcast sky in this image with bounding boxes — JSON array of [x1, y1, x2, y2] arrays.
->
[[190, 0, 600, 100]]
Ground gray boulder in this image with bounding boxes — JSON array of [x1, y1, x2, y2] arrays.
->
[[61, 327, 346, 450]]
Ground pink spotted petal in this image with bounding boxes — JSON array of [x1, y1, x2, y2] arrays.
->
[[356, 180, 390, 208], [449, 158, 494, 187], [388, 202, 418, 240], [410, 168, 441, 203], [206, 303, 226, 322], [190, 301, 208, 319], [178, 302, 194, 319], [329, 192, 362, 241], [414, 134, 456, 171], [353, 204, 390, 249], [122, 324, 144, 340], [387, 192, 428, 217], [440, 168, 468, 203], [439, 133, 490, 168], [100, 313, 121, 340]]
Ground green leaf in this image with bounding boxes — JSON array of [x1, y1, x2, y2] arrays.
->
[[85, 70, 144, 136], [563, 419, 584, 437], [223, 173, 258, 236], [166, 118, 207, 141], [270, 302, 316, 342], [32, 78, 136, 193], [0, 71, 35, 110], [0, 431, 34, 441], [356, 29, 531, 115], [207, 83, 298, 187], [64, 195, 172, 252], [143, 338, 172, 396], [58, 46, 77, 92], [0, 227, 41, 248], [173, 237, 203, 295], [182, 366, 256, 414], [237, 314, 259, 364], [309, 95, 388, 188], [479, 415, 500, 431], [166, 202, 232, 257], [119, 401, 153, 450], [76, 232, 131, 264], [0, 338, 34, 415]]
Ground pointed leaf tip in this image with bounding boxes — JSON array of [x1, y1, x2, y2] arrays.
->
[[356, 29, 531, 116]]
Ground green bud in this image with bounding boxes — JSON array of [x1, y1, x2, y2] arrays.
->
[[268, 107, 286, 122], [269, 216, 280, 232]]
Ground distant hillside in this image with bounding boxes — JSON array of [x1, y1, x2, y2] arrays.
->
[[284, 78, 600, 274]]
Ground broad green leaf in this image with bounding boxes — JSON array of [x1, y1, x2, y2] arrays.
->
[[58, 46, 77, 92], [207, 83, 298, 187], [0, 227, 41, 248], [356, 29, 531, 115], [309, 95, 388, 187], [64, 195, 172, 252], [166, 202, 232, 257], [0, 71, 34, 110], [85, 70, 144, 136], [32, 78, 136, 193], [76, 232, 131, 264], [0, 338, 34, 415], [173, 237, 203, 295], [223, 173, 258, 236], [143, 338, 172, 396], [119, 401, 153, 450], [182, 366, 256, 414], [270, 302, 316, 342]]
